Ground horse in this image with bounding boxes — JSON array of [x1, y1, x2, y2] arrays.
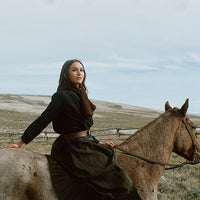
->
[[0, 99, 199, 200]]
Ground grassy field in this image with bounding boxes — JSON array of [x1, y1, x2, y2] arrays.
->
[[0, 94, 200, 199]]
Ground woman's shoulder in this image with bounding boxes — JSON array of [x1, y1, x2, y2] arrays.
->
[[58, 88, 78, 96], [52, 89, 78, 100]]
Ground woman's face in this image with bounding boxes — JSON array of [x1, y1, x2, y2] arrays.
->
[[67, 61, 85, 85]]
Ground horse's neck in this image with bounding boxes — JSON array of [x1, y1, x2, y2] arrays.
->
[[119, 113, 180, 163]]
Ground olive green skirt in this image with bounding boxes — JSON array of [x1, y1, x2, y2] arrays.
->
[[46, 135, 137, 200]]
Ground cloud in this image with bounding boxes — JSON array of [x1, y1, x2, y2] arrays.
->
[[187, 52, 200, 63], [14, 62, 63, 76], [163, 65, 183, 70], [86, 53, 187, 73], [86, 60, 158, 71], [85, 61, 110, 68], [42, 0, 60, 5]]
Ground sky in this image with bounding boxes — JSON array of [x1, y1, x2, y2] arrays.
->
[[0, 0, 200, 115]]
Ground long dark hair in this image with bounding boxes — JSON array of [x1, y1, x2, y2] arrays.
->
[[57, 59, 87, 92]]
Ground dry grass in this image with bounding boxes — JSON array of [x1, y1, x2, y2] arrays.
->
[[0, 94, 200, 199]]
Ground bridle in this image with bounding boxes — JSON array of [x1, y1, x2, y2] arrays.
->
[[174, 109, 200, 164], [115, 109, 200, 170]]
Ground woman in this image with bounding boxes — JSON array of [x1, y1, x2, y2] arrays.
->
[[5, 59, 141, 200]]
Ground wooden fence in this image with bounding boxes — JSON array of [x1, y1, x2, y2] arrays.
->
[[1, 126, 200, 144], [0, 128, 139, 143]]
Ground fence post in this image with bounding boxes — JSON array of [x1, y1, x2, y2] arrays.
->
[[8, 133, 13, 143], [44, 131, 48, 143], [116, 128, 120, 138]]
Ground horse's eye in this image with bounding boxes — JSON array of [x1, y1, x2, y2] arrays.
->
[[195, 131, 199, 138], [193, 125, 197, 130]]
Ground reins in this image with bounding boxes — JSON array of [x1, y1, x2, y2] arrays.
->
[[115, 110, 200, 170], [114, 146, 197, 170]]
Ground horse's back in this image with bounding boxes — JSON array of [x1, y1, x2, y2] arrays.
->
[[0, 148, 57, 200]]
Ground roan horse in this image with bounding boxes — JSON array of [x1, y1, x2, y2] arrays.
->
[[0, 99, 200, 200]]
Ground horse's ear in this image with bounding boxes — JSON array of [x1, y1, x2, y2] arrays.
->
[[180, 98, 189, 117], [165, 101, 172, 111]]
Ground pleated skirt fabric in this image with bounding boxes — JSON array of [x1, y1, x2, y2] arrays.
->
[[46, 135, 140, 200]]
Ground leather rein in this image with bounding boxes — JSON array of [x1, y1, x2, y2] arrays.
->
[[115, 110, 200, 170]]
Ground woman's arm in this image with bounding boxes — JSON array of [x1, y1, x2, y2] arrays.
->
[[21, 92, 64, 144], [0, 92, 64, 149]]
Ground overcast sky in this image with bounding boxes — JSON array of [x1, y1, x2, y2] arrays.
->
[[0, 0, 200, 115]]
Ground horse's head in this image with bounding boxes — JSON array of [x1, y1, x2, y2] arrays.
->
[[165, 99, 200, 163]]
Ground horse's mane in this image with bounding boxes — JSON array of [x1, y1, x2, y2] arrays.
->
[[118, 111, 170, 147]]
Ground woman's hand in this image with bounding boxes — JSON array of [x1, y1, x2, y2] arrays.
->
[[99, 141, 115, 148], [7, 144, 21, 148], [0, 139, 24, 149]]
